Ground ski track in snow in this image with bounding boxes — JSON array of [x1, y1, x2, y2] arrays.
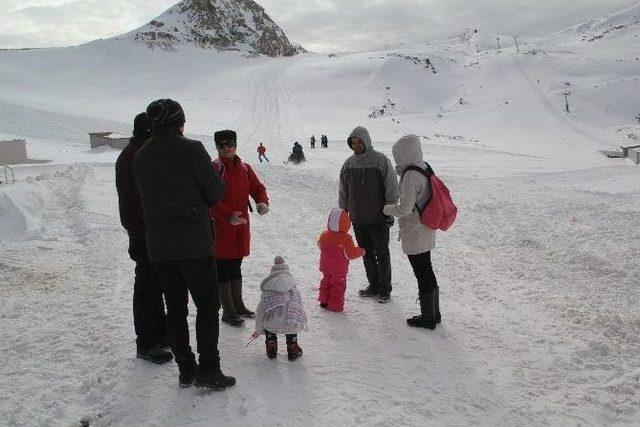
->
[[1, 159, 638, 426]]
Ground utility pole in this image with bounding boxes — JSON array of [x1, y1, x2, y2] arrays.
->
[[496, 37, 501, 49], [563, 90, 571, 113], [513, 35, 520, 53]]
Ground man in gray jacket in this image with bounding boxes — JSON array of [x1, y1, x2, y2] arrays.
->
[[134, 98, 235, 390], [339, 126, 399, 303]]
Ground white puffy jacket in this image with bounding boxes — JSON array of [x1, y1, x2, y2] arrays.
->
[[383, 134, 436, 255]]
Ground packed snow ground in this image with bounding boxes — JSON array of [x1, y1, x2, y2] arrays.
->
[[1, 5, 639, 426]]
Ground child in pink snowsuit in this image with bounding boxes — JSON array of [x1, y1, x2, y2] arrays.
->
[[317, 208, 365, 312]]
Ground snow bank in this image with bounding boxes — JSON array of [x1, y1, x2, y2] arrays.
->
[[0, 165, 94, 241], [0, 178, 51, 240]]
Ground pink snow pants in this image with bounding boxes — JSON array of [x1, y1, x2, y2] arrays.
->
[[318, 273, 347, 312]]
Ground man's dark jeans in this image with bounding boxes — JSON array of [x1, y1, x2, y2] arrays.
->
[[353, 220, 392, 295], [128, 236, 167, 350], [153, 256, 221, 368]]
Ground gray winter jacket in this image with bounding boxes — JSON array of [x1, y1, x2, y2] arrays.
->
[[383, 134, 435, 255], [339, 126, 399, 225]]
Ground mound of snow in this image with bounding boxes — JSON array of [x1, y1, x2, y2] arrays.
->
[[0, 179, 52, 241]]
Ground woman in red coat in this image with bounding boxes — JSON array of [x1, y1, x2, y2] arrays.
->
[[210, 130, 269, 326]]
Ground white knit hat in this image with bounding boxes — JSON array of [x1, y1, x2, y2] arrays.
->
[[270, 256, 289, 274]]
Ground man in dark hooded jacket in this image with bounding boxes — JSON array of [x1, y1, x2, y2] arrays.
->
[[134, 99, 235, 390], [339, 126, 399, 303], [116, 112, 171, 365]]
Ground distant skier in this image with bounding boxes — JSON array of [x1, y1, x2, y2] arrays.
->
[[317, 208, 365, 312], [310, 135, 316, 149], [251, 256, 307, 360], [257, 143, 269, 163]]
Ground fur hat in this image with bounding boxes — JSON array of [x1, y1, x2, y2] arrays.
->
[[132, 112, 152, 139], [146, 99, 185, 128], [214, 130, 237, 144], [270, 256, 289, 274]]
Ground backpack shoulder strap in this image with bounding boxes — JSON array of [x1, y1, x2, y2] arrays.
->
[[401, 164, 433, 180], [402, 163, 434, 214]]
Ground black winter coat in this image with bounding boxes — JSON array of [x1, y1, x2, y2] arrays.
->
[[134, 127, 225, 262], [115, 137, 146, 241]]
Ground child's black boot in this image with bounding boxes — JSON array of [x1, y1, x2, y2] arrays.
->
[[286, 334, 303, 361]]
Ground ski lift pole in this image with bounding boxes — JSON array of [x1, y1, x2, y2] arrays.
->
[[563, 90, 571, 113]]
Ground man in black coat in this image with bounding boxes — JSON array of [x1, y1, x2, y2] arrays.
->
[[134, 99, 235, 390], [115, 112, 171, 365]]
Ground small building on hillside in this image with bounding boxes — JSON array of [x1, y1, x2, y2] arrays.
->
[[620, 144, 640, 164], [89, 132, 129, 149], [0, 139, 28, 164], [627, 147, 640, 164]]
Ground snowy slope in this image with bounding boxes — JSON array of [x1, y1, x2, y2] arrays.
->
[[0, 4, 639, 427]]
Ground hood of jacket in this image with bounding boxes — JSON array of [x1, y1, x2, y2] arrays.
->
[[327, 207, 351, 233], [392, 134, 425, 175], [347, 126, 372, 153], [260, 271, 298, 293]]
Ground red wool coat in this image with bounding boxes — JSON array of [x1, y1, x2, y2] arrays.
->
[[209, 155, 269, 259]]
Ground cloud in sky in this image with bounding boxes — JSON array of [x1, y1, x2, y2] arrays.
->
[[0, 0, 636, 51]]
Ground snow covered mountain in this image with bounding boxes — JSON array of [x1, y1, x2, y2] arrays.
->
[[123, 0, 304, 56]]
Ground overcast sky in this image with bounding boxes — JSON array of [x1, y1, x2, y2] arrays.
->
[[0, 0, 637, 52]]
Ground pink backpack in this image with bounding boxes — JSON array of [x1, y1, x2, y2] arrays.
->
[[403, 163, 457, 231]]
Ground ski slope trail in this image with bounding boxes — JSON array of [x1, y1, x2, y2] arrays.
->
[[232, 59, 306, 157], [509, 52, 614, 151]]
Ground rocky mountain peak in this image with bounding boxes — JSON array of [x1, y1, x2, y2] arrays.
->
[[130, 0, 304, 56]]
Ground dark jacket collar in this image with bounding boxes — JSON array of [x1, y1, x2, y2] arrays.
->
[[151, 126, 183, 137]]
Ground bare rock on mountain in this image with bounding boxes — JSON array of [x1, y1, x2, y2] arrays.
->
[[131, 0, 305, 56]]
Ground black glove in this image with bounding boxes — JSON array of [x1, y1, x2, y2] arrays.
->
[[384, 215, 394, 228]]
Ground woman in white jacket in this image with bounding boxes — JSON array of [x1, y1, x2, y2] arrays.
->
[[383, 135, 441, 330]]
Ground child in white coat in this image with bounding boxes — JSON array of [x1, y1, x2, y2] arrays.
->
[[251, 256, 307, 360]]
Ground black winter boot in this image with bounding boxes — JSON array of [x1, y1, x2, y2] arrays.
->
[[358, 285, 380, 297], [136, 344, 173, 364], [219, 281, 244, 326], [266, 332, 278, 359], [406, 292, 437, 330], [177, 358, 198, 388], [195, 363, 236, 391], [231, 278, 255, 318], [286, 335, 303, 361]]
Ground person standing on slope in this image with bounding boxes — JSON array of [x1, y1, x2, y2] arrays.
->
[[339, 126, 399, 303], [383, 135, 441, 330], [210, 129, 270, 326], [115, 111, 171, 365], [317, 208, 365, 312], [134, 99, 235, 390]]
